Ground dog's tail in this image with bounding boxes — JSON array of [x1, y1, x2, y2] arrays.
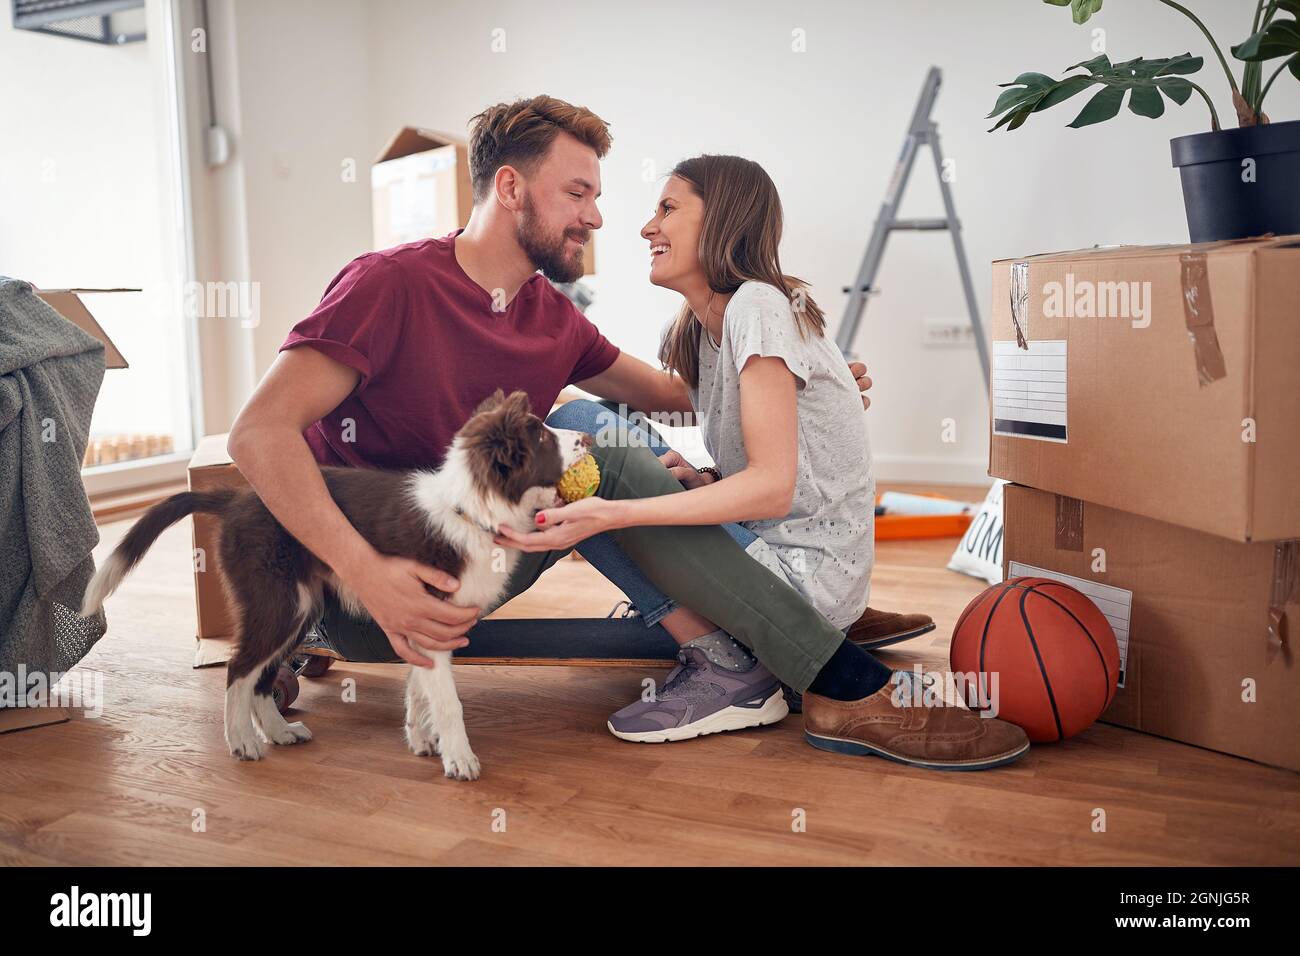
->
[[80, 489, 239, 619]]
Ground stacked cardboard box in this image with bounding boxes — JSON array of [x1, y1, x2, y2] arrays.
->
[[987, 236, 1300, 772]]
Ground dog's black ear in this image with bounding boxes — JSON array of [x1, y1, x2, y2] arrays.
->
[[473, 388, 507, 417]]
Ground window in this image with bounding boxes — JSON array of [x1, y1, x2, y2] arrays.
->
[[2, 1, 197, 495]]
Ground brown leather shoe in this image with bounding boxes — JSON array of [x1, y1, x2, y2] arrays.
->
[[846, 606, 936, 650], [781, 608, 937, 716], [803, 679, 1030, 771]]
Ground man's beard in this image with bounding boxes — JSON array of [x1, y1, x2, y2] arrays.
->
[[517, 194, 587, 283]]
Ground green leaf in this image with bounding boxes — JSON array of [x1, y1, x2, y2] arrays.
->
[[1152, 53, 1203, 76], [1078, 0, 1104, 23], [1006, 107, 1035, 131], [1156, 76, 1194, 105], [988, 102, 1037, 132], [1128, 85, 1165, 118], [988, 47, 1202, 133], [1068, 85, 1125, 126], [1047, 0, 1104, 25], [1010, 72, 1057, 89], [1233, 30, 1265, 60], [1033, 74, 1096, 111], [1108, 55, 1146, 76], [1068, 54, 1112, 72], [987, 85, 1049, 119], [1233, 21, 1300, 62]]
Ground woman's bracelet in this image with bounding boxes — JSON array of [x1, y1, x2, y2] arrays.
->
[[697, 466, 722, 484]]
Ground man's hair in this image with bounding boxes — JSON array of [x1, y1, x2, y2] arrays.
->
[[467, 95, 612, 203]]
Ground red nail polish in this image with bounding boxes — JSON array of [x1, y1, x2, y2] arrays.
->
[[536, 512, 546, 524]]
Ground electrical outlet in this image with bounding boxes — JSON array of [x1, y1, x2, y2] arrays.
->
[[922, 320, 976, 348]]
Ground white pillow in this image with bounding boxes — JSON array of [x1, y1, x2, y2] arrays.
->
[[947, 479, 1007, 585]]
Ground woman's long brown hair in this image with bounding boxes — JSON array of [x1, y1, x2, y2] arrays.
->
[[657, 155, 825, 389]]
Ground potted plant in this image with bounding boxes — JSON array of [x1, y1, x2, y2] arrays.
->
[[988, 0, 1300, 242]]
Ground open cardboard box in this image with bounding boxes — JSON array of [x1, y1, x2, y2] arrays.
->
[[35, 288, 133, 369], [2, 287, 132, 733], [372, 126, 595, 274]]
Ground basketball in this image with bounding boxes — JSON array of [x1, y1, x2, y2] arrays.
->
[[949, 576, 1120, 742]]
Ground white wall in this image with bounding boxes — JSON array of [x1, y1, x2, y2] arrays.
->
[[201, 0, 1300, 480]]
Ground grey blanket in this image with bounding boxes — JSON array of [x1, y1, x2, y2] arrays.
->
[[0, 277, 108, 676]]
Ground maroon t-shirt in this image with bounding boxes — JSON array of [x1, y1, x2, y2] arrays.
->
[[279, 230, 620, 470]]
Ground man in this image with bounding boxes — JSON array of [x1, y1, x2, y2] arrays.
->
[[227, 95, 1028, 770]]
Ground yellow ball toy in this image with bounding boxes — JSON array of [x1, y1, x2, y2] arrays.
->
[[557, 453, 600, 502]]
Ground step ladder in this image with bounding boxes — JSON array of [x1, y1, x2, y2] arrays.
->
[[835, 66, 990, 389]]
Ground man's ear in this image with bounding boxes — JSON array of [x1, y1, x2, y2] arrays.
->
[[473, 388, 507, 417], [494, 165, 524, 212]]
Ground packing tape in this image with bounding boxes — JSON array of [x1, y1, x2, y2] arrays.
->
[[1179, 252, 1228, 386], [1009, 261, 1030, 350], [1054, 495, 1084, 552], [1267, 540, 1299, 661]]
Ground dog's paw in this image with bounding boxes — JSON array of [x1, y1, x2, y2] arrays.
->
[[227, 731, 266, 761], [406, 723, 440, 757], [440, 741, 481, 781], [267, 721, 313, 745]]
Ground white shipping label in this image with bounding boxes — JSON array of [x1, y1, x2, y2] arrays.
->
[[992, 339, 1067, 442], [1009, 561, 1132, 688]]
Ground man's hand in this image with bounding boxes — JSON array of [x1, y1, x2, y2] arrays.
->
[[848, 360, 873, 409], [658, 450, 716, 490], [338, 550, 481, 667]]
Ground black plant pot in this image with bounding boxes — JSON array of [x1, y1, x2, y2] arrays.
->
[[1171, 118, 1300, 242]]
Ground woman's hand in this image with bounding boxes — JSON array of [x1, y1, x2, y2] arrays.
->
[[658, 450, 716, 490], [848, 360, 873, 409], [493, 496, 623, 553]]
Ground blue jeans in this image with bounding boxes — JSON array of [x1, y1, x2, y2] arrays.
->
[[545, 398, 759, 629]]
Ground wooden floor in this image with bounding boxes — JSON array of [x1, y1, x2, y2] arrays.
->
[[2, 483, 1297, 866]]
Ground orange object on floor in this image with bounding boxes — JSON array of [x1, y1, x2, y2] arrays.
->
[[875, 512, 973, 540], [873, 492, 974, 540]]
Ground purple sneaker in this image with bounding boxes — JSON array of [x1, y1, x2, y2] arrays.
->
[[607, 646, 789, 743]]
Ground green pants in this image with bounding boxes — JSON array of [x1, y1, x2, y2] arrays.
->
[[319, 442, 846, 691]]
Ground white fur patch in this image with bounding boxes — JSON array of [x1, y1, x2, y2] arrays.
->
[[79, 549, 127, 618]]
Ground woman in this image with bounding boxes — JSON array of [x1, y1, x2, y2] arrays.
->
[[508, 155, 878, 742]]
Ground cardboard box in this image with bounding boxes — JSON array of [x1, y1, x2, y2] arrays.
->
[[1002, 483, 1299, 772], [188, 433, 245, 665], [988, 237, 1300, 542], [35, 288, 134, 369], [2, 287, 131, 732], [371, 126, 594, 274]]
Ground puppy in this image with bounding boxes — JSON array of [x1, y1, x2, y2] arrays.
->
[[80, 389, 592, 780]]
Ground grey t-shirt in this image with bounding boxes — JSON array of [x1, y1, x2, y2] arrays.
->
[[686, 280, 874, 629]]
